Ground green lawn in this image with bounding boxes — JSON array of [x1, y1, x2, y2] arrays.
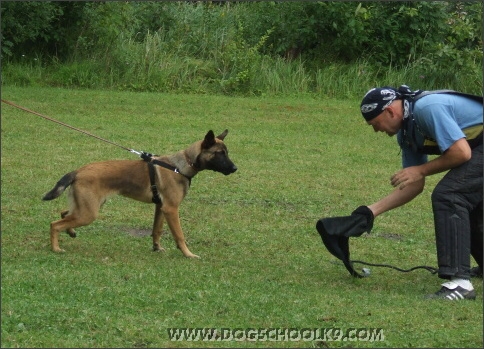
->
[[1, 86, 482, 348]]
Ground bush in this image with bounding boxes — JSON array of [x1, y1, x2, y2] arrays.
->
[[1, 2, 482, 96]]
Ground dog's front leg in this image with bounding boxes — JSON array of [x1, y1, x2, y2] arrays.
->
[[163, 205, 199, 258], [152, 203, 165, 252]]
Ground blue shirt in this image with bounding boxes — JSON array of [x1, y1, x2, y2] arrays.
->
[[397, 94, 483, 168]]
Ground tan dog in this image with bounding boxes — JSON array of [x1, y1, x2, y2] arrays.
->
[[43, 130, 237, 258]]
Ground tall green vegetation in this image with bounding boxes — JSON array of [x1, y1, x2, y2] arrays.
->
[[1, 1, 482, 97]]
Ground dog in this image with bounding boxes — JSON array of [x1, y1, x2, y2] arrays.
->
[[43, 130, 237, 258]]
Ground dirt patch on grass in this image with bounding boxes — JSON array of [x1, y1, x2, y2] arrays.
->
[[377, 232, 403, 241], [126, 228, 152, 237]]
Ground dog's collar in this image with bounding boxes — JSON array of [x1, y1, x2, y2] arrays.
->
[[184, 151, 200, 172]]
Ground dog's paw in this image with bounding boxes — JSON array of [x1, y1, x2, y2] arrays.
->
[[52, 248, 66, 253], [185, 253, 200, 259], [152, 245, 166, 252]]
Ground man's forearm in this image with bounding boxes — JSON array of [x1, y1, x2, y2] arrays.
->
[[368, 179, 425, 217]]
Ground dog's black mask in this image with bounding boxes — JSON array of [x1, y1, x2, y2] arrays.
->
[[203, 151, 238, 175], [198, 130, 238, 175]]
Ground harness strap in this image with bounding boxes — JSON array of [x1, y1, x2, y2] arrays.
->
[[147, 162, 162, 205], [151, 159, 182, 175], [149, 158, 192, 184], [141, 152, 192, 205]]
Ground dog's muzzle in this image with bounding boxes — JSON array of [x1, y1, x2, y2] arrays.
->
[[222, 164, 237, 175]]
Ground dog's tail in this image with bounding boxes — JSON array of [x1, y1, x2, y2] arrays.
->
[[42, 171, 77, 201]]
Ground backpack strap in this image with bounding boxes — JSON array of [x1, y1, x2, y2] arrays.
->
[[414, 89, 483, 104], [403, 90, 483, 154]]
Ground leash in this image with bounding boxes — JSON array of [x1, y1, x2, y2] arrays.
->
[[2, 99, 191, 203], [2, 99, 144, 156]]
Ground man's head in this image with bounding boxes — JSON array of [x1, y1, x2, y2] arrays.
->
[[360, 87, 404, 136], [360, 87, 399, 121]]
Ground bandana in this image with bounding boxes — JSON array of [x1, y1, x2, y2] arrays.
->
[[360, 85, 421, 121], [360, 87, 398, 121]]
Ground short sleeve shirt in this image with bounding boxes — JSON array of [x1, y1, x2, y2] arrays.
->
[[397, 94, 483, 168]]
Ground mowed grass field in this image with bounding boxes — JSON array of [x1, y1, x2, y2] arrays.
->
[[1, 86, 482, 348]]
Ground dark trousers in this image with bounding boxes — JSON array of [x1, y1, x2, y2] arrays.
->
[[431, 144, 483, 280]]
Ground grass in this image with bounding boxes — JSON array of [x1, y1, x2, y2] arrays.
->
[[1, 86, 482, 348]]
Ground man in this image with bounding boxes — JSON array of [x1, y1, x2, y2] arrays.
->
[[359, 85, 482, 300]]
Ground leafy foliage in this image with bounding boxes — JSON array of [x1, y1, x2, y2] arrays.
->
[[0, 2, 84, 59], [1, 1, 482, 95]]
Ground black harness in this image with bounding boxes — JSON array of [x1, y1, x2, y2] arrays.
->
[[141, 152, 192, 205], [402, 90, 483, 154]]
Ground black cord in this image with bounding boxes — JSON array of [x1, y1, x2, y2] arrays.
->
[[351, 260, 438, 274]]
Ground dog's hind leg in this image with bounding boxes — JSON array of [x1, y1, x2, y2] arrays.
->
[[50, 192, 100, 253], [61, 210, 77, 238], [163, 205, 199, 258], [50, 211, 97, 252], [151, 203, 165, 252]]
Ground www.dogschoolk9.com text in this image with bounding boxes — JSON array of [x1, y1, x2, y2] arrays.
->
[[167, 327, 385, 342]]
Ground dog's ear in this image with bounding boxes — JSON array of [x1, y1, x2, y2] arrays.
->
[[216, 129, 229, 141], [201, 130, 216, 149]]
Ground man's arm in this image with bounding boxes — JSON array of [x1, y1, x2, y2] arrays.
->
[[390, 138, 471, 190], [368, 178, 425, 217], [368, 138, 472, 217]]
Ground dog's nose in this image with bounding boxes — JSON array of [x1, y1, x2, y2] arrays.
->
[[223, 165, 237, 175]]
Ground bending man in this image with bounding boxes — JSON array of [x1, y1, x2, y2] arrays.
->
[[359, 85, 482, 300]]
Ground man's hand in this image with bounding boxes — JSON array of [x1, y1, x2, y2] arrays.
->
[[392, 138, 471, 190], [391, 166, 424, 190]]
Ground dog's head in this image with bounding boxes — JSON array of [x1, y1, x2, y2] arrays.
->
[[195, 130, 237, 175]]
